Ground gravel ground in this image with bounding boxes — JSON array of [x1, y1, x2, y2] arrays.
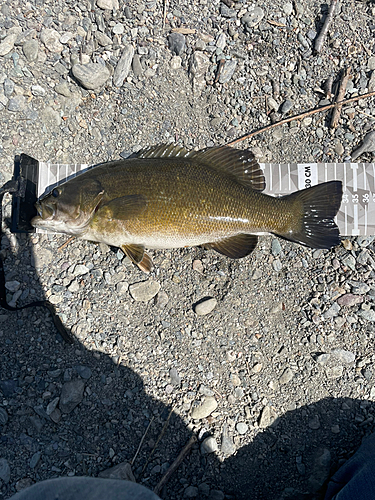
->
[[1, 0, 375, 499]]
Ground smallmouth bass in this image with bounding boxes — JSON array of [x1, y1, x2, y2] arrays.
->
[[31, 144, 343, 272]]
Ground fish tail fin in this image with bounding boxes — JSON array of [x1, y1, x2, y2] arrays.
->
[[275, 181, 343, 249]]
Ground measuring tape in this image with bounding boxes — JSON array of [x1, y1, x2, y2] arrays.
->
[[260, 162, 375, 237], [34, 161, 375, 237]]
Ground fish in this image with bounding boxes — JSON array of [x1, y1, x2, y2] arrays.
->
[[31, 144, 343, 273]]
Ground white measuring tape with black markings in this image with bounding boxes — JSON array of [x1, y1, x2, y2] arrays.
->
[[260, 162, 375, 237], [34, 160, 375, 237]]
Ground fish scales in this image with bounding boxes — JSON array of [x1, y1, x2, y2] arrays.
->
[[31, 144, 343, 272], [87, 158, 298, 249]]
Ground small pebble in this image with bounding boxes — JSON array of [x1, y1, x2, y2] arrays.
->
[[281, 99, 293, 114], [191, 396, 217, 419], [201, 436, 219, 454], [0, 458, 10, 483], [236, 422, 248, 435], [194, 298, 217, 316], [129, 280, 160, 302]]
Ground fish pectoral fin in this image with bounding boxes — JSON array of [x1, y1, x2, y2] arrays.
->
[[204, 234, 258, 259], [121, 244, 153, 273], [98, 194, 147, 221]]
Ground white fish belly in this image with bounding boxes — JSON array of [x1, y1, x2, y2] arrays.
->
[[82, 228, 249, 250]]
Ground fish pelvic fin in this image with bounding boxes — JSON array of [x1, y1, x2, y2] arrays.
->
[[121, 244, 153, 273], [275, 180, 343, 249], [204, 234, 258, 259], [137, 252, 153, 274]]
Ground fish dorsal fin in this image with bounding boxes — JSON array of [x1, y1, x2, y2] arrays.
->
[[135, 144, 191, 159], [135, 144, 265, 192], [187, 146, 265, 192], [204, 234, 258, 259]]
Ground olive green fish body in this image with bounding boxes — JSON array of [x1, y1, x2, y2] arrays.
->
[[32, 144, 342, 272], [84, 159, 298, 248]]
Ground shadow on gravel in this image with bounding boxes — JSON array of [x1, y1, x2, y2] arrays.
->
[[1, 233, 375, 500]]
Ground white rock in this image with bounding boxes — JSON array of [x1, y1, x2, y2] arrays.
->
[[201, 436, 219, 454], [60, 32, 73, 44], [97, 0, 119, 10], [31, 85, 46, 97], [49, 294, 62, 305], [194, 298, 217, 316], [40, 29, 63, 53], [191, 396, 217, 419], [0, 34, 18, 56], [170, 55, 182, 70], [73, 264, 89, 276], [129, 280, 160, 302]]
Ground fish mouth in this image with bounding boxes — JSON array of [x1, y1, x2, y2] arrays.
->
[[35, 201, 56, 220], [31, 201, 57, 229]]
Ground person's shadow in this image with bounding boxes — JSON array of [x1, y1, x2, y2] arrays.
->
[[1, 200, 374, 500]]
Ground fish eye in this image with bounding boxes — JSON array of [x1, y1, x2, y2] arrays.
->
[[52, 188, 59, 198]]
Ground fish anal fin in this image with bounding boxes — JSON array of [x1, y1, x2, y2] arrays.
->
[[121, 244, 153, 273], [98, 194, 147, 221], [205, 234, 258, 259]]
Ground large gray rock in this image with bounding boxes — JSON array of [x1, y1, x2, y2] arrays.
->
[[40, 29, 63, 53], [98, 462, 135, 481], [113, 45, 135, 87], [59, 379, 85, 413], [129, 280, 160, 302], [72, 62, 111, 90]]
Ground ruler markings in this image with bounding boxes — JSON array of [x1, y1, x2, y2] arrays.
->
[[35, 161, 375, 237]]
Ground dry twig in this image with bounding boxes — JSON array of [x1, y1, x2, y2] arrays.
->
[[330, 66, 351, 128], [171, 27, 196, 34], [131, 417, 154, 466], [314, 0, 338, 53], [140, 406, 175, 477], [225, 90, 375, 147], [57, 236, 75, 252], [154, 435, 197, 496], [162, 0, 167, 29]]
